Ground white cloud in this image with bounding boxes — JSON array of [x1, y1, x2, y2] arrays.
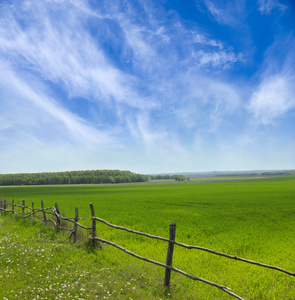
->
[[193, 33, 224, 49], [196, 50, 242, 68], [248, 75, 295, 125], [247, 31, 295, 126], [0, 60, 113, 148], [169, 74, 241, 132], [0, 0, 152, 111], [258, 0, 288, 15], [119, 19, 157, 70], [0, 58, 132, 174], [203, 0, 245, 27], [1, 0, 293, 173]]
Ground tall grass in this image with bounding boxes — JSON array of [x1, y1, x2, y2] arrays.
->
[[0, 214, 172, 299], [1, 177, 295, 299]]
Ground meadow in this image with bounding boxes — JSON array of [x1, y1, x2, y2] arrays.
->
[[1, 176, 295, 299]]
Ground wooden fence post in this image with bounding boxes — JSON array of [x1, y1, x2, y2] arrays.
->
[[12, 199, 14, 213], [4, 200, 7, 210], [55, 203, 61, 232], [89, 203, 97, 248], [73, 207, 78, 243], [41, 200, 47, 224], [0, 200, 2, 210], [22, 200, 25, 215], [32, 202, 35, 217], [164, 222, 176, 288]]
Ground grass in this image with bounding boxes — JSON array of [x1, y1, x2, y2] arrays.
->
[[1, 176, 295, 299], [0, 214, 170, 300]]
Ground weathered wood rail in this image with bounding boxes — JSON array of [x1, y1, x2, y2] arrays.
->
[[1, 199, 294, 300]]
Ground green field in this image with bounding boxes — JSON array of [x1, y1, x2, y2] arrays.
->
[[1, 177, 295, 299]]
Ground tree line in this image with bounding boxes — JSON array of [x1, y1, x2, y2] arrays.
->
[[216, 170, 295, 177], [150, 174, 188, 181], [0, 170, 149, 186]]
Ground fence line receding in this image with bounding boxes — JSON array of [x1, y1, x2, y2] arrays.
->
[[1, 199, 294, 300]]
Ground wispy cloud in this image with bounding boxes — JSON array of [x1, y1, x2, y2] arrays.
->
[[0, 0, 294, 173], [258, 0, 288, 15], [193, 33, 225, 50], [203, 0, 246, 27], [0, 59, 113, 147], [0, 1, 152, 109], [247, 34, 295, 125], [248, 74, 295, 125], [196, 50, 242, 68]]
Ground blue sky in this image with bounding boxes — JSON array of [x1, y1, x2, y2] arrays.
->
[[0, 0, 294, 174]]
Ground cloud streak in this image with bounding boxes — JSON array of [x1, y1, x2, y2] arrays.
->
[[0, 1, 151, 109], [203, 0, 246, 27], [258, 0, 288, 15], [248, 74, 295, 125], [0, 59, 113, 146], [0, 0, 294, 173], [247, 30, 295, 125]]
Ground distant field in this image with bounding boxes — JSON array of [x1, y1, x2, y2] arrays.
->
[[153, 175, 294, 183], [1, 176, 295, 299]]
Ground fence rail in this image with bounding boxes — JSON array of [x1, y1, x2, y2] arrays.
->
[[1, 199, 294, 300]]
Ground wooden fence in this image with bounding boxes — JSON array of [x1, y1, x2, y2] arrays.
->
[[1, 199, 294, 300]]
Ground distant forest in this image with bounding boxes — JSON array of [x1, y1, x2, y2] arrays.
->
[[0, 170, 149, 186], [149, 174, 187, 181], [215, 170, 295, 177]]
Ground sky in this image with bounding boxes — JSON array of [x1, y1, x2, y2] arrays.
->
[[0, 0, 295, 175]]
